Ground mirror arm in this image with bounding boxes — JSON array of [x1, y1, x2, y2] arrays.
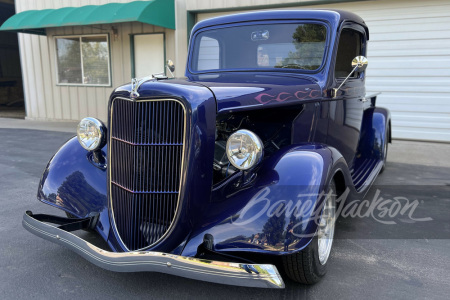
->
[[332, 64, 359, 98], [166, 65, 174, 78]]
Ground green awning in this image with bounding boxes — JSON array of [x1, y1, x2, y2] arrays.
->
[[0, 0, 175, 35]]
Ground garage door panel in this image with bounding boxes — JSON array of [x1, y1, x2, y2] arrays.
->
[[368, 48, 450, 58], [369, 39, 450, 51], [365, 59, 450, 70], [357, 6, 450, 19], [366, 16, 450, 28], [367, 85, 450, 94], [367, 78, 450, 87], [393, 115, 450, 127], [367, 95, 450, 107], [393, 128, 450, 142], [375, 102, 450, 114], [368, 22, 450, 34], [370, 31, 450, 42], [394, 121, 450, 130], [366, 69, 450, 77]]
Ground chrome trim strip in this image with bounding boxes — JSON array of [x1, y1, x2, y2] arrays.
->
[[22, 212, 284, 289], [109, 97, 187, 251]]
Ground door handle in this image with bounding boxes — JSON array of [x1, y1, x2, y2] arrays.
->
[[360, 97, 368, 103]]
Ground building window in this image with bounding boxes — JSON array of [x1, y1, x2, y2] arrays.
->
[[55, 35, 110, 86]]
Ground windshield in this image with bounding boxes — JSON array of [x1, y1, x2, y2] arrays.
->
[[191, 23, 327, 72]]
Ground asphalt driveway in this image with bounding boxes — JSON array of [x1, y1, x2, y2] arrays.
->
[[0, 122, 449, 299]]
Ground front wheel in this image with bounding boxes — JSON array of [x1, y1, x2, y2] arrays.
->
[[282, 180, 336, 284]]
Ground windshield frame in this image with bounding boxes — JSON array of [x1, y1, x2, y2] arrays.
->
[[188, 19, 331, 75]]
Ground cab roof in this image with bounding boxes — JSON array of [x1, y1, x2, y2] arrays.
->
[[191, 9, 369, 40]]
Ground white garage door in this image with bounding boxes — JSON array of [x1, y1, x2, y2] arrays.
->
[[196, 0, 450, 142]]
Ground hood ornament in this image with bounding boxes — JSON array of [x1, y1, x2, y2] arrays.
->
[[130, 60, 176, 100], [130, 76, 153, 100]]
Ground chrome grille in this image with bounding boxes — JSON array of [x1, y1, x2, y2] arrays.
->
[[109, 98, 185, 251]]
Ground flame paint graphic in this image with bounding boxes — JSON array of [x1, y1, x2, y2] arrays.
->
[[254, 89, 320, 104]]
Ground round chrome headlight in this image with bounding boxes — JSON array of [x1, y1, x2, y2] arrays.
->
[[77, 117, 106, 151], [226, 129, 263, 170]]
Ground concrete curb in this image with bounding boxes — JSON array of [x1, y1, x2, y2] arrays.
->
[[0, 117, 77, 133]]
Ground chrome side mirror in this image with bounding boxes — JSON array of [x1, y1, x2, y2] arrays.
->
[[351, 55, 368, 71], [332, 56, 368, 98], [166, 59, 175, 77]]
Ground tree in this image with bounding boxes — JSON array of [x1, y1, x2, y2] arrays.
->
[[82, 39, 109, 84], [56, 38, 82, 83], [276, 24, 327, 70], [262, 204, 286, 246]]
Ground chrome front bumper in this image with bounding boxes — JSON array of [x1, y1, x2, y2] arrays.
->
[[23, 212, 284, 289]]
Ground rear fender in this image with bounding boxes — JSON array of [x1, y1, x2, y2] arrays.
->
[[182, 144, 353, 256], [358, 106, 391, 161], [375, 106, 391, 143]]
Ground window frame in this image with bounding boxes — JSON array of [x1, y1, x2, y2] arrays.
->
[[54, 34, 112, 87], [188, 20, 331, 75], [333, 25, 366, 81]]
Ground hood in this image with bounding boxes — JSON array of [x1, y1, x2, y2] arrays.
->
[[189, 72, 324, 113]]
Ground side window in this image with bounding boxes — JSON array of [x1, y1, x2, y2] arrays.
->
[[197, 36, 220, 71], [335, 29, 363, 78]]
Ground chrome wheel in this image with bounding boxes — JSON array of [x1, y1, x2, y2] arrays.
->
[[318, 187, 336, 265], [282, 180, 337, 284]]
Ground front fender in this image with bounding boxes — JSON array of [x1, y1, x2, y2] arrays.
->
[[182, 144, 350, 256], [37, 137, 110, 241]]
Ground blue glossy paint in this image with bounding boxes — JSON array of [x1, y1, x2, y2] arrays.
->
[[35, 10, 390, 260], [190, 72, 323, 113], [181, 144, 352, 256], [37, 137, 111, 243]]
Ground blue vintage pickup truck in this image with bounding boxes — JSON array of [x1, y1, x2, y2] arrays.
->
[[24, 9, 390, 288]]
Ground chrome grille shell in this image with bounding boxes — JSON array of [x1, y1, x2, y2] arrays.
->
[[109, 97, 186, 251]]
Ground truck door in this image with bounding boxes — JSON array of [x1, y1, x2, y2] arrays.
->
[[327, 27, 367, 169]]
